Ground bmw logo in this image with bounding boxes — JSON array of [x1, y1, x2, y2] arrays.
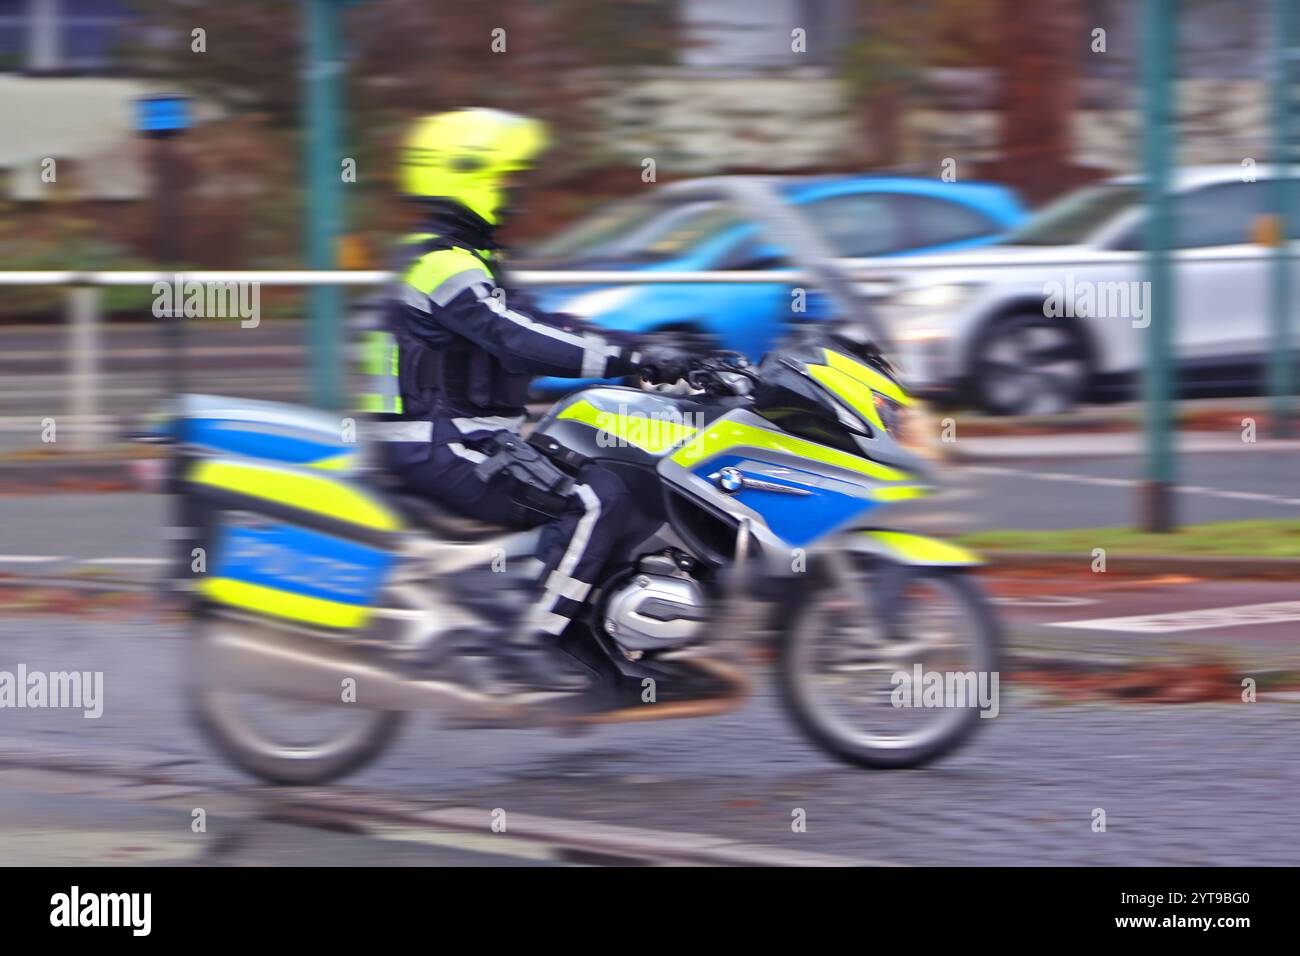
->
[[717, 467, 745, 494]]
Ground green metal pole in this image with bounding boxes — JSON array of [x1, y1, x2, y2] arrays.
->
[[303, 0, 345, 410], [1269, 0, 1297, 438], [1139, 0, 1177, 532]]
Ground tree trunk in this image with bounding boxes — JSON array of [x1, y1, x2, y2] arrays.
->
[[994, 0, 1083, 204]]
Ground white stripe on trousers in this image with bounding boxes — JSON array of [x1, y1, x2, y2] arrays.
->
[[446, 442, 487, 463], [528, 483, 601, 636], [472, 285, 622, 378]]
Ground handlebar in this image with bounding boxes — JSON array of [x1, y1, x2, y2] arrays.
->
[[634, 329, 757, 397], [685, 352, 758, 397]]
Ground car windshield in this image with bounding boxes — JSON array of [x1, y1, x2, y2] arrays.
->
[[1003, 183, 1141, 246], [528, 195, 743, 263]]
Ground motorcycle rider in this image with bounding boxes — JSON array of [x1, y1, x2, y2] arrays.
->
[[361, 108, 694, 692]]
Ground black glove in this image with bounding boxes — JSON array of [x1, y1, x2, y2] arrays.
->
[[635, 345, 695, 385]]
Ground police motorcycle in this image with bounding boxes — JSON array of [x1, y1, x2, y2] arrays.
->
[[151, 182, 1000, 784], [151, 327, 996, 784]]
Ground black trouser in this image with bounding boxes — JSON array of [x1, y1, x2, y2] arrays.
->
[[388, 424, 632, 637]]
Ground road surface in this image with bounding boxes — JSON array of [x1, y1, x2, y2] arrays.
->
[[0, 443, 1296, 865], [2, 551, 1298, 865]]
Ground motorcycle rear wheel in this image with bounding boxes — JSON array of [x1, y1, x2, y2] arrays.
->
[[190, 620, 406, 785]]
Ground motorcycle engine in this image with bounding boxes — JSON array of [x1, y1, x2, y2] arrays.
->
[[602, 554, 708, 654]]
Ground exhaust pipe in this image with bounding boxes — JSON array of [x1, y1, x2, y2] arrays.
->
[[197, 619, 752, 727], [575, 656, 750, 725], [197, 619, 512, 716]]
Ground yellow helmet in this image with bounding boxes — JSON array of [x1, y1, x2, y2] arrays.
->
[[397, 108, 548, 225]]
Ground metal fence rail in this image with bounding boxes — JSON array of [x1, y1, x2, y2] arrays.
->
[[2, 249, 1299, 287], [0, 268, 824, 453], [2, 254, 1297, 452]]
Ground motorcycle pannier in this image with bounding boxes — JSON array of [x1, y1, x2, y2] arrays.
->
[[183, 457, 405, 631], [169, 394, 363, 473]]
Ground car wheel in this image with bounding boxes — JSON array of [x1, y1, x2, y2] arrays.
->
[[971, 313, 1089, 416]]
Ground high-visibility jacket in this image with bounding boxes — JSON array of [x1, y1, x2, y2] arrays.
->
[[359, 236, 641, 457]]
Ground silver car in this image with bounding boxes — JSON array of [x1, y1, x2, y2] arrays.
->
[[877, 165, 1298, 415]]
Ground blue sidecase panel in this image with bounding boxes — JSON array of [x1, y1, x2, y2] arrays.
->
[[213, 519, 396, 607]]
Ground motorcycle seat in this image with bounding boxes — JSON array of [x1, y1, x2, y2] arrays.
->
[[385, 491, 508, 542]]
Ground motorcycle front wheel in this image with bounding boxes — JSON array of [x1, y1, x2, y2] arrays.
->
[[779, 566, 1000, 769]]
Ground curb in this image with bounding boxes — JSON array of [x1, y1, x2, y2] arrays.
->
[[0, 748, 881, 867], [935, 434, 1300, 462], [0, 457, 141, 491], [980, 549, 1300, 580]]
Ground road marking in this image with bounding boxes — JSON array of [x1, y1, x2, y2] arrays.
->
[[888, 512, 969, 528], [85, 557, 167, 566], [0, 380, 302, 403], [1049, 600, 1300, 633], [992, 595, 1098, 608], [965, 465, 1300, 509], [0, 554, 163, 566], [0, 346, 301, 362], [1206, 490, 1285, 502]]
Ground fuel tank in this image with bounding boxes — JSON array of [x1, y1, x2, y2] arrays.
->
[[532, 386, 712, 467]]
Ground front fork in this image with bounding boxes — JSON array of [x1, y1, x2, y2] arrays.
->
[[822, 549, 911, 642], [823, 530, 987, 655]]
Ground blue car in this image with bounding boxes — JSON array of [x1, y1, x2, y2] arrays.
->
[[521, 174, 1027, 393]]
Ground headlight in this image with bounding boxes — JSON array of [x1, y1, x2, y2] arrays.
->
[[893, 282, 980, 311], [833, 399, 869, 435], [873, 392, 910, 444], [895, 323, 947, 343], [556, 286, 638, 319]]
